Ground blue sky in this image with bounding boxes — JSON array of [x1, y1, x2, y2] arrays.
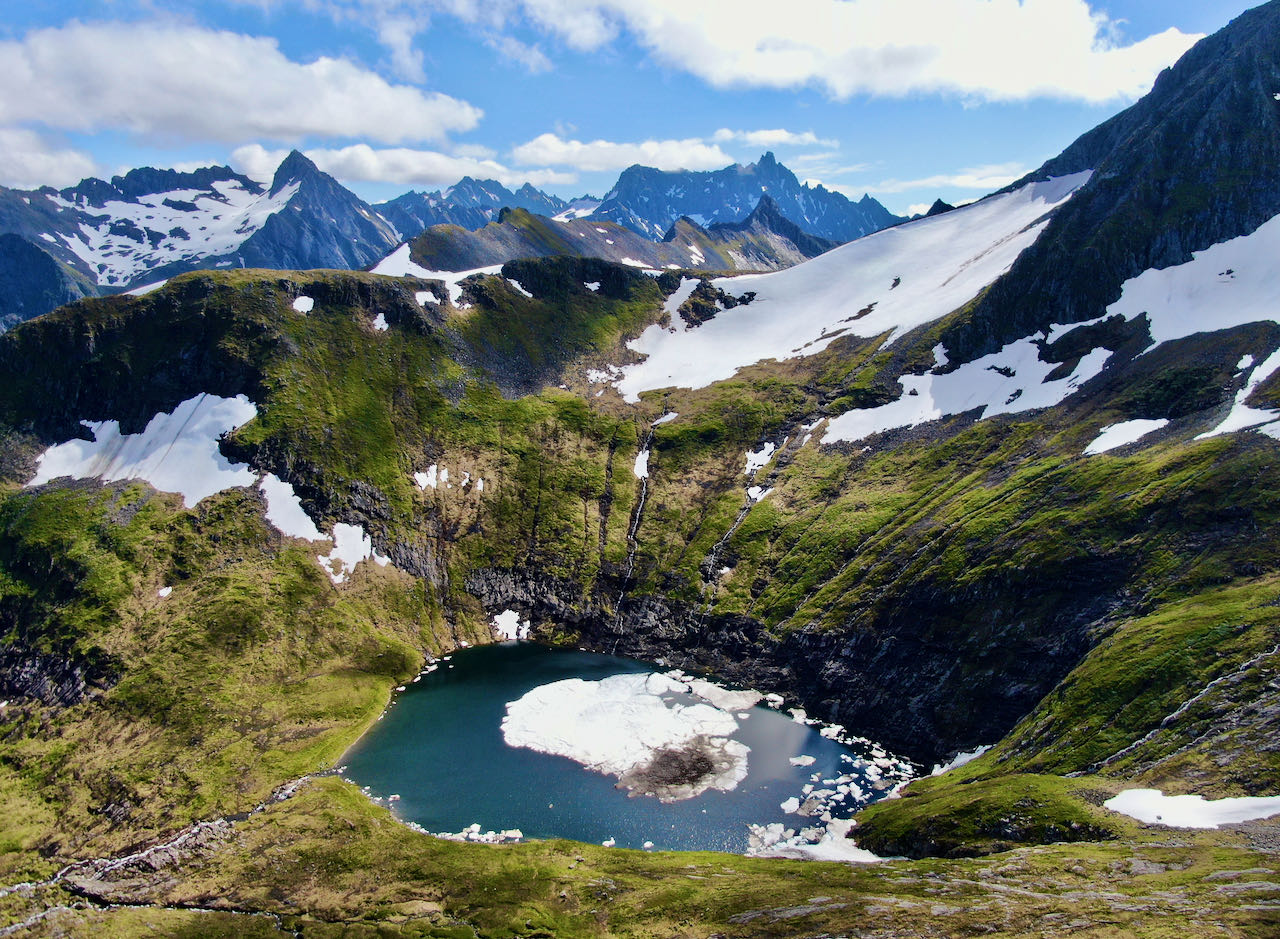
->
[[0, 1, 1260, 215]]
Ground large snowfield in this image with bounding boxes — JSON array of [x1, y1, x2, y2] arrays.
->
[[614, 172, 1091, 402]]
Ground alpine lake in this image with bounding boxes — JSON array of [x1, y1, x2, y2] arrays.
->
[[342, 642, 913, 855]]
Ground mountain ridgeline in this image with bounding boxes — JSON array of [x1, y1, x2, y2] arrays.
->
[[0, 151, 898, 329]]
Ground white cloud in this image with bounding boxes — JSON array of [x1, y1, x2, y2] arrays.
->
[[512, 0, 1200, 103], [712, 128, 838, 148], [485, 34, 553, 72], [906, 202, 933, 216], [511, 133, 733, 172], [0, 128, 99, 189], [0, 21, 482, 146], [231, 142, 575, 188], [868, 162, 1028, 194]]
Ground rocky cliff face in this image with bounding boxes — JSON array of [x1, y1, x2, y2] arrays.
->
[[942, 0, 1280, 365]]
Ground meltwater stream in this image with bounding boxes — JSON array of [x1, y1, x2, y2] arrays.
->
[[343, 643, 910, 854]]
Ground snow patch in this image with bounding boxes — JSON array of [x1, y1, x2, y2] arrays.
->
[[930, 745, 992, 776], [259, 473, 325, 541], [744, 442, 776, 476], [663, 277, 701, 320], [1084, 419, 1170, 455], [1105, 789, 1280, 828], [633, 449, 650, 479], [372, 312, 388, 331], [126, 279, 168, 297], [508, 278, 533, 299], [1196, 348, 1280, 439], [292, 296, 314, 313], [371, 244, 501, 305], [27, 393, 257, 508], [653, 412, 679, 426], [491, 609, 530, 641], [316, 523, 389, 585], [584, 281, 601, 292]]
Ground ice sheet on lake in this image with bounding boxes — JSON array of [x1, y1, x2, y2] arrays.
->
[[1105, 788, 1280, 828], [501, 672, 749, 801], [27, 393, 258, 508]]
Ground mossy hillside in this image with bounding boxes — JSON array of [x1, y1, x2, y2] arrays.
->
[[25, 776, 1280, 938], [0, 480, 456, 867]]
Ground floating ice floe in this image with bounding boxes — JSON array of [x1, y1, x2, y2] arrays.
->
[[501, 672, 749, 802], [1104, 788, 1280, 828], [432, 823, 524, 844], [746, 818, 882, 863], [1084, 420, 1170, 455]]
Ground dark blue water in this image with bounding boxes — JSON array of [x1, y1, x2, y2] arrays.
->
[[342, 643, 886, 852]]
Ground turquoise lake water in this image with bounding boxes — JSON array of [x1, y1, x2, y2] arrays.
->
[[342, 642, 895, 853]]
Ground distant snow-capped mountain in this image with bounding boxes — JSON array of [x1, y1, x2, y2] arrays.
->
[[0, 150, 896, 329], [0, 150, 398, 328], [377, 179, 573, 238], [590, 152, 902, 241]]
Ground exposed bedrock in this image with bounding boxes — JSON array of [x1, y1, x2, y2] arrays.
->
[[466, 561, 1121, 768]]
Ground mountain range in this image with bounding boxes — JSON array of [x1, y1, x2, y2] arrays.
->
[[0, 151, 898, 329], [4, 3, 1280, 936]]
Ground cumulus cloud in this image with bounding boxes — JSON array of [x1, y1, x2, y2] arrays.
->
[[0, 128, 99, 189], [511, 133, 735, 172], [0, 21, 481, 146], [868, 162, 1028, 194], [513, 0, 1199, 103], [711, 128, 838, 148], [231, 142, 574, 188]]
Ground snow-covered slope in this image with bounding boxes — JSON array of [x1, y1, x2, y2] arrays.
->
[[614, 172, 1091, 402], [828, 202, 1280, 444], [44, 178, 299, 289]]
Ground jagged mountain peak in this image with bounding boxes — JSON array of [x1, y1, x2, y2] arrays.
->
[[270, 148, 324, 194]]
